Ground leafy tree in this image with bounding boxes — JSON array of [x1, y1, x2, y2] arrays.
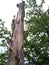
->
[[0, 19, 11, 65], [24, 0, 49, 65]]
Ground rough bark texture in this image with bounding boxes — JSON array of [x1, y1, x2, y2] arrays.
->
[[7, 1, 25, 65]]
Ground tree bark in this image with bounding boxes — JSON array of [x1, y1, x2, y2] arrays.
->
[[7, 1, 25, 65]]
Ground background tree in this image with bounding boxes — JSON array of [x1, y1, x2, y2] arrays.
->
[[0, 19, 11, 65], [24, 0, 49, 65]]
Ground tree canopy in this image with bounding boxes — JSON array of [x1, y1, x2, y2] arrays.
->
[[24, 0, 49, 65], [0, 19, 11, 65]]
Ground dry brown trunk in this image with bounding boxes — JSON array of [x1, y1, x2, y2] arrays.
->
[[7, 1, 25, 65]]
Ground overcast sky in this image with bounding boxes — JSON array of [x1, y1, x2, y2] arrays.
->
[[0, 0, 49, 30]]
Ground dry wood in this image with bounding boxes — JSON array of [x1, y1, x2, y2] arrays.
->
[[7, 1, 25, 65]]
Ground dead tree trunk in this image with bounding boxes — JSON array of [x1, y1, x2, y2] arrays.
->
[[7, 1, 25, 65]]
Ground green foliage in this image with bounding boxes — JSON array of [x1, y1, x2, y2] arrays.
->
[[24, 0, 49, 65], [0, 52, 8, 65], [0, 19, 11, 65]]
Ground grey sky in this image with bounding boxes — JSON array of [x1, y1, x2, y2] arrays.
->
[[0, 0, 49, 30]]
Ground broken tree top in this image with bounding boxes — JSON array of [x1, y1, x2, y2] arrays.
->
[[17, 1, 25, 8], [16, 1, 25, 18]]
